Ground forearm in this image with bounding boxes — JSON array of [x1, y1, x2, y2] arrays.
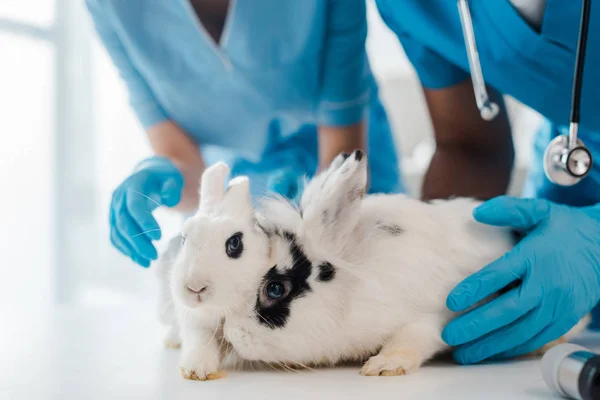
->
[[422, 145, 513, 201], [147, 121, 204, 213], [317, 121, 366, 170], [420, 80, 514, 201]]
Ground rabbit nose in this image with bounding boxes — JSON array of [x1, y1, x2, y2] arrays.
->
[[186, 284, 208, 294]]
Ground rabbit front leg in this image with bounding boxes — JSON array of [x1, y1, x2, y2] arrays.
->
[[179, 319, 225, 381], [360, 321, 447, 376]]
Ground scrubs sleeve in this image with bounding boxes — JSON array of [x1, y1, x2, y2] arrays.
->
[[317, 0, 370, 127], [85, 0, 168, 128], [397, 31, 469, 89]]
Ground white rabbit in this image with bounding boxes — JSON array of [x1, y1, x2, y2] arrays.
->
[[157, 150, 588, 380]]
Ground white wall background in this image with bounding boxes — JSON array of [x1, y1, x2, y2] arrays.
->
[[0, 0, 544, 312]]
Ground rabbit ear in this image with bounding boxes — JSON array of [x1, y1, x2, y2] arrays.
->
[[221, 176, 252, 217], [301, 150, 367, 252], [199, 162, 230, 212]]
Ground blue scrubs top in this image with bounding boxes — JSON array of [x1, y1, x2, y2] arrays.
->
[[86, 0, 404, 198], [376, 0, 600, 206]]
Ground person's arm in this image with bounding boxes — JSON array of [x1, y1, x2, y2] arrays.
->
[[318, 122, 366, 170], [147, 121, 204, 213], [421, 79, 514, 201], [316, 0, 370, 169], [86, 0, 205, 213]]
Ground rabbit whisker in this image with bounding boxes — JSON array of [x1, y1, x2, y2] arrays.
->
[[132, 228, 162, 238], [129, 189, 164, 208]]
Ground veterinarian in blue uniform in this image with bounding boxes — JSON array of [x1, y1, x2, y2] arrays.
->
[[375, 0, 600, 364], [86, 0, 404, 267]]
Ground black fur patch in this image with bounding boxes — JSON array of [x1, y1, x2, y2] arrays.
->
[[353, 149, 364, 161], [317, 262, 335, 282], [255, 231, 313, 329], [376, 222, 404, 236]]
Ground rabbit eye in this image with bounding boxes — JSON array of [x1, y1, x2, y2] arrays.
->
[[266, 281, 287, 300], [181, 235, 186, 245], [225, 232, 243, 259]]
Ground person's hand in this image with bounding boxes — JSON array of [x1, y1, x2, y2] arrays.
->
[[267, 168, 306, 203], [442, 196, 600, 364], [110, 156, 184, 267]]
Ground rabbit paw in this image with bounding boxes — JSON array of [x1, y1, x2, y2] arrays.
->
[[180, 368, 226, 381], [360, 348, 422, 377], [179, 351, 225, 381], [163, 327, 181, 349]]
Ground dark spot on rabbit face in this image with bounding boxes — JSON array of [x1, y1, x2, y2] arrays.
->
[[225, 232, 243, 258], [317, 262, 335, 282], [255, 232, 312, 329], [376, 222, 404, 236], [341, 152, 350, 160]]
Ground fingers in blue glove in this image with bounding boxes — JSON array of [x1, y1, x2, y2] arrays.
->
[[110, 209, 151, 267], [490, 317, 579, 360], [446, 250, 526, 313], [445, 196, 600, 365], [115, 198, 158, 262], [442, 286, 536, 346], [453, 307, 552, 365], [473, 196, 549, 230], [160, 177, 183, 207], [125, 189, 162, 242]]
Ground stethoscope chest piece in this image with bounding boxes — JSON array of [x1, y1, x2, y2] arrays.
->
[[458, 0, 594, 187], [543, 135, 592, 186]]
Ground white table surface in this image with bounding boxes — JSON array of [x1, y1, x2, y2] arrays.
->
[[2, 304, 598, 400]]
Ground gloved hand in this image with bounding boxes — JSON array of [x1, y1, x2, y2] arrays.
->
[[266, 167, 306, 203], [442, 196, 600, 364], [110, 156, 184, 267]]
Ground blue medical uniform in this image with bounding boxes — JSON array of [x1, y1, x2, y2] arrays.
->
[[376, 0, 600, 326], [86, 0, 404, 198], [376, 0, 600, 205]]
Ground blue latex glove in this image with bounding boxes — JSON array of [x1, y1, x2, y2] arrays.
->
[[110, 156, 184, 267], [442, 196, 600, 364], [266, 168, 306, 204]]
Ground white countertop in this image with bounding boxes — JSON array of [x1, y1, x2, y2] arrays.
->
[[2, 304, 598, 400]]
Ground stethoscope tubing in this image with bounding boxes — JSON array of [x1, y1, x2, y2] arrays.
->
[[458, 0, 593, 185]]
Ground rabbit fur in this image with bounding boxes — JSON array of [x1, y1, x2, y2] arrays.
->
[[155, 150, 588, 380]]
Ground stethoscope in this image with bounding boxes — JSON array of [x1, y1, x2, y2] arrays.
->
[[457, 0, 593, 186]]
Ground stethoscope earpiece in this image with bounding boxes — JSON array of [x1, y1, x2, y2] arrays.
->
[[479, 100, 500, 121], [458, 0, 593, 186]]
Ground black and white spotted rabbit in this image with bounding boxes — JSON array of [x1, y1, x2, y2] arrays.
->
[[155, 150, 588, 380]]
